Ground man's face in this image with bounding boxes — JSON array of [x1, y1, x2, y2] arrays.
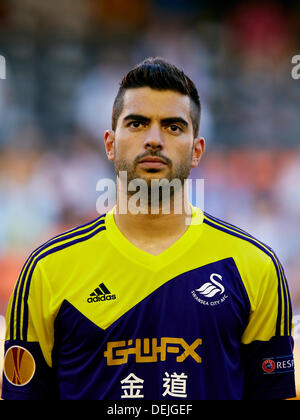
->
[[105, 87, 204, 186]]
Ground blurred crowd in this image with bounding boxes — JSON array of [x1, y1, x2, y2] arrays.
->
[[0, 0, 300, 395]]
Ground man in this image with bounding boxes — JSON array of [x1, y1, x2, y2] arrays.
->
[[1, 58, 296, 400]]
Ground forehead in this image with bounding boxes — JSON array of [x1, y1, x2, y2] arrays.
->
[[121, 87, 192, 121]]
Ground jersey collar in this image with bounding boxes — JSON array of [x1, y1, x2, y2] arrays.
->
[[105, 203, 204, 271]]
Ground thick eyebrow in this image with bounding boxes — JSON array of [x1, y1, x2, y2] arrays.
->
[[123, 114, 189, 128], [123, 114, 150, 123], [160, 117, 188, 128]]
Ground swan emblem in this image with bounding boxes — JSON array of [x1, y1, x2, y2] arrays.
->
[[195, 273, 225, 298]]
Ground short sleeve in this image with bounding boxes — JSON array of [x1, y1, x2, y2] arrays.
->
[[241, 255, 296, 400], [1, 258, 57, 400]]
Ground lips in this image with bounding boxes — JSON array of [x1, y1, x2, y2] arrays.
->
[[139, 156, 167, 164], [138, 156, 168, 169]]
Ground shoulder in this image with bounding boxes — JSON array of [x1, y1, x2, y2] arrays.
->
[[202, 211, 288, 319], [7, 214, 108, 332], [201, 212, 291, 333], [25, 213, 107, 275], [202, 211, 279, 267], [6, 214, 107, 342]]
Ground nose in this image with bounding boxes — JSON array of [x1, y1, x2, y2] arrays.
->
[[144, 125, 163, 151]]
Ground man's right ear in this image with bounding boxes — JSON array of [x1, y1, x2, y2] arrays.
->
[[104, 130, 115, 161]]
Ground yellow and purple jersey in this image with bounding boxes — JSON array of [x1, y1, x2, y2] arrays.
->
[[1, 204, 296, 400]]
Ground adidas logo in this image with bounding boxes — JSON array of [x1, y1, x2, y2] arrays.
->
[[87, 283, 116, 303]]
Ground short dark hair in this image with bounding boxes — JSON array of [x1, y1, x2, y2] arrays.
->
[[112, 57, 201, 137]]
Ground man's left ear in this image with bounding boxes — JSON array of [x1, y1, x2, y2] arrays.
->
[[191, 137, 205, 168], [104, 130, 115, 161]]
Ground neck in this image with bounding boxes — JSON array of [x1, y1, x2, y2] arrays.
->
[[114, 177, 192, 241]]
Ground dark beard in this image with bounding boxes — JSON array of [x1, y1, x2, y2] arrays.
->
[[115, 158, 191, 192], [114, 152, 192, 212]]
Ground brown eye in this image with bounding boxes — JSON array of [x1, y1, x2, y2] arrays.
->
[[168, 124, 182, 134], [128, 121, 145, 129]]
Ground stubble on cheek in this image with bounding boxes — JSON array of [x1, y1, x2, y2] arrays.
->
[[113, 140, 193, 191]]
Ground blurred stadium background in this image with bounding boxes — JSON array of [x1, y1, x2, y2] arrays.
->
[[0, 0, 300, 399]]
